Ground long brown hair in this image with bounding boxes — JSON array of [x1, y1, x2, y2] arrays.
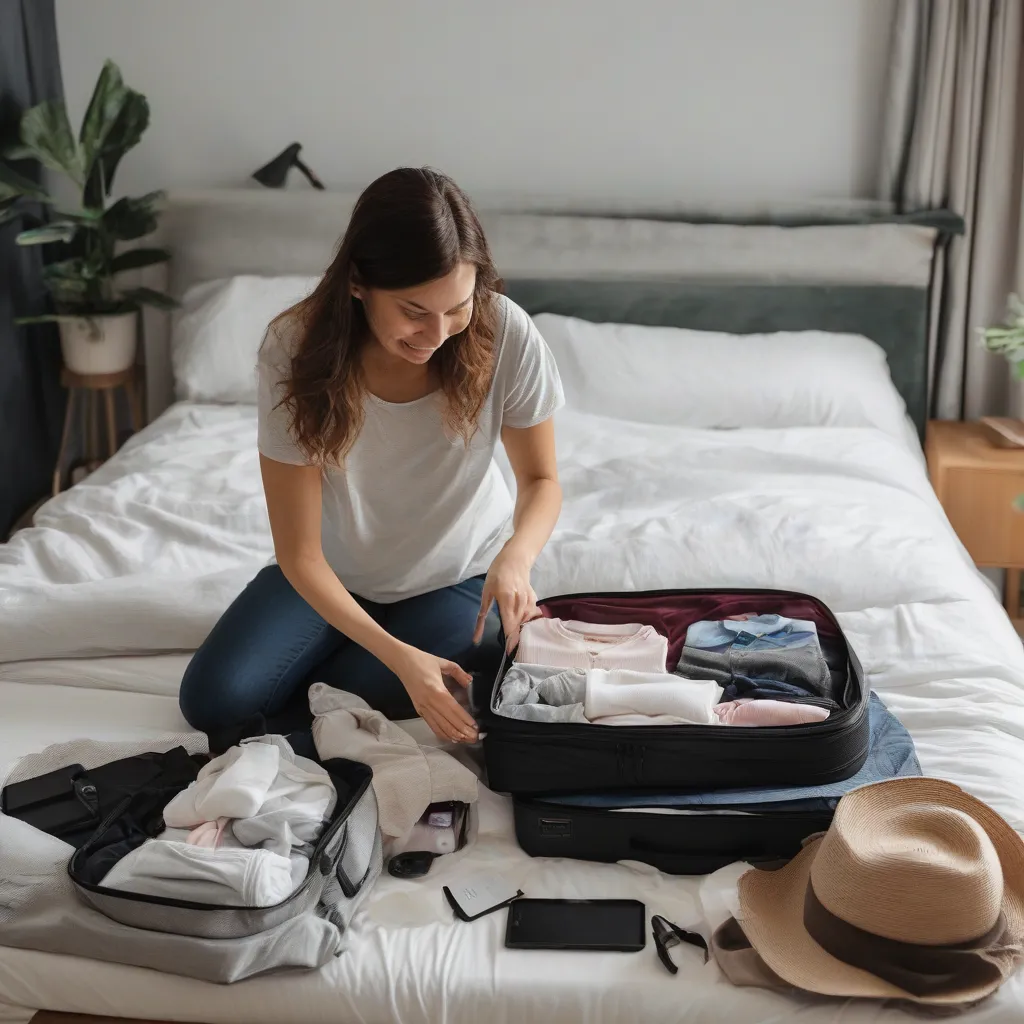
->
[[271, 167, 500, 465]]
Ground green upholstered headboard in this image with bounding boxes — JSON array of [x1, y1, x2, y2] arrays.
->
[[504, 280, 930, 435], [155, 193, 957, 430]]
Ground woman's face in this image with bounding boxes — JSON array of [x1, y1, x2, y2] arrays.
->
[[355, 262, 476, 366]]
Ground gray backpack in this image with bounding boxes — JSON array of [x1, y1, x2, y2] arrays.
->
[[0, 735, 381, 983]]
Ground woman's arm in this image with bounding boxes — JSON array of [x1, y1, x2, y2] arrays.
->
[[260, 454, 479, 742], [474, 417, 561, 649]]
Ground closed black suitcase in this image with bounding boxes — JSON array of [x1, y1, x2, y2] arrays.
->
[[480, 588, 869, 796], [512, 795, 835, 876]]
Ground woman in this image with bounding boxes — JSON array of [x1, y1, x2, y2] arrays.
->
[[179, 167, 564, 749]]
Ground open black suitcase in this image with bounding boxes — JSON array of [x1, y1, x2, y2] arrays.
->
[[477, 588, 870, 874]]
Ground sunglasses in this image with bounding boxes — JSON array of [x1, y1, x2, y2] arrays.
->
[[652, 914, 708, 974]]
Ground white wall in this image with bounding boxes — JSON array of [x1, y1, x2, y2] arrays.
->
[[55, 0, 894, 211]]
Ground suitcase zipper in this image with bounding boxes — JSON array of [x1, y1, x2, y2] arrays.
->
[[531, 585, 848, 634]]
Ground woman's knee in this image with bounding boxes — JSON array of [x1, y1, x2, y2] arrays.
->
[[178, 647, 240, 734], [178, 638, 276, 734], [179, 565, 338, 733], [391, 579, 484, 654]]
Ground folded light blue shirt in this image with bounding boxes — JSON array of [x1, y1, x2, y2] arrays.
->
[[685, 613, 820, 652]]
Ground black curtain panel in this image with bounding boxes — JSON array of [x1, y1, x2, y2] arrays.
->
[[0, 0, 66, 537]]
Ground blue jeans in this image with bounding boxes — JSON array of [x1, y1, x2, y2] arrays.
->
[[539, 694, 920, 814], [179, 565, 489, 748]]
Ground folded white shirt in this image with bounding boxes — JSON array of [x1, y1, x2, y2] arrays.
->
[[583, 669, 721, 725], [164, 736, 336, 857], [101, 834, 300, 908]]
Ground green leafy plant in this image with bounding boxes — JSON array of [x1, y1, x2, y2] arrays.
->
[[0, 59, 176, 324], [980, 294, 1024, 380], [981, 296, 1024, 515]]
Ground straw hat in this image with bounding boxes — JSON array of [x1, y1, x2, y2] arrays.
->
[[738, 777, 1024, 1005]]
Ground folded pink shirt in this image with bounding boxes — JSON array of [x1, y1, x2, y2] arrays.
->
[[516, 617, 669, 672], [185, 817, 230, 849], [713, 698, 830, 727]]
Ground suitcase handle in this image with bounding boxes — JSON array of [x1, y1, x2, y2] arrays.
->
[[630, 836, 771, 864]]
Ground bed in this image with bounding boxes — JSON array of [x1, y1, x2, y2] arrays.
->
[[2, 193, 1024, 1024]]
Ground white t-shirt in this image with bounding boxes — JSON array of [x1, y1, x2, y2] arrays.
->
[[257, 293, 564, 603]]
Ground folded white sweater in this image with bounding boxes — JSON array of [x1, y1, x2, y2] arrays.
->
[[584, 669, 722, 725], [100, 834, 300, 907], [164, 735, 336, 857]]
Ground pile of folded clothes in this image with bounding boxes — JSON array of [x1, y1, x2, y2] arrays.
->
[[495, 613, 837, 728]]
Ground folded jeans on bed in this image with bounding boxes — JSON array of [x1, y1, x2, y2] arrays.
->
[[541, 694, 917, 813]]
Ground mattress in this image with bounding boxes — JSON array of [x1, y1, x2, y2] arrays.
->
[[2, 401, 1024, 1023]]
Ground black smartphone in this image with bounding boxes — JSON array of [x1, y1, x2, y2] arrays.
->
[[504, 898, 646, 952]]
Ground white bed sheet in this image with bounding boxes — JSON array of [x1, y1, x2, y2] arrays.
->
[[2, 680, 1024, 1024], [2, 401, 1024, 1023]]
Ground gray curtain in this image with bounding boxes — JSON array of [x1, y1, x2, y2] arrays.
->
[[879, 0, 1024, 420], [0, 0, 65, 536]]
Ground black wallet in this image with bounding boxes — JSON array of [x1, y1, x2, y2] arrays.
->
[[2, 763, 101, 838]]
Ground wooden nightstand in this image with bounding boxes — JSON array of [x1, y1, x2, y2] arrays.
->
[[52, 366, 144, 496], [925, 420, 1024, 627]]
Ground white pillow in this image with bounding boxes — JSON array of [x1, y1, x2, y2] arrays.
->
[[172, 275, 319, 403], [532, 313, 909, 438]]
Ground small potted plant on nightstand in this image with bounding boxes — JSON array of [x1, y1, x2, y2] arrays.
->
[[0, 59, 176, 374], [979, 295, 1024, 447], [981, 294, 1024, 371]]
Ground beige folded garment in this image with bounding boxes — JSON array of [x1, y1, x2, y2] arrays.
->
[[309, 683, 478, 841]]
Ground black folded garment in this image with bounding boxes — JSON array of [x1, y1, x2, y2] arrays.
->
[[1, 763, 99, 840], [2, 746, 206, 849]]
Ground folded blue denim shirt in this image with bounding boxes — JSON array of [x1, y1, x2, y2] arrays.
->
[[677, 613, 835, 702], [538, 693, 919, 814], [684, 614, 820, 651]]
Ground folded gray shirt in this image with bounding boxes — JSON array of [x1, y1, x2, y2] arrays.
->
[[494, 663, 589, 723], [676, 615, 833, 701]]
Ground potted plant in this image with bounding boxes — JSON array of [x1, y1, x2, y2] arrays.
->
[[0, 59, 176, 375], [981, 294, 1024, 387]]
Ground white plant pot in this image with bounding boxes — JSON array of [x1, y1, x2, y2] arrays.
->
[[59, 312, 138, 375]]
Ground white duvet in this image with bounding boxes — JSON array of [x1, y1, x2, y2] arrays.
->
[[2, 401, 1024, 1023]]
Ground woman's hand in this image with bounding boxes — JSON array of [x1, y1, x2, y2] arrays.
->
[[393, 646, 478, 744], [474, 544, 541, 653]]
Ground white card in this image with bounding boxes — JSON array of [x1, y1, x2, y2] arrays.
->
[[445, 872, 522, 920]]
